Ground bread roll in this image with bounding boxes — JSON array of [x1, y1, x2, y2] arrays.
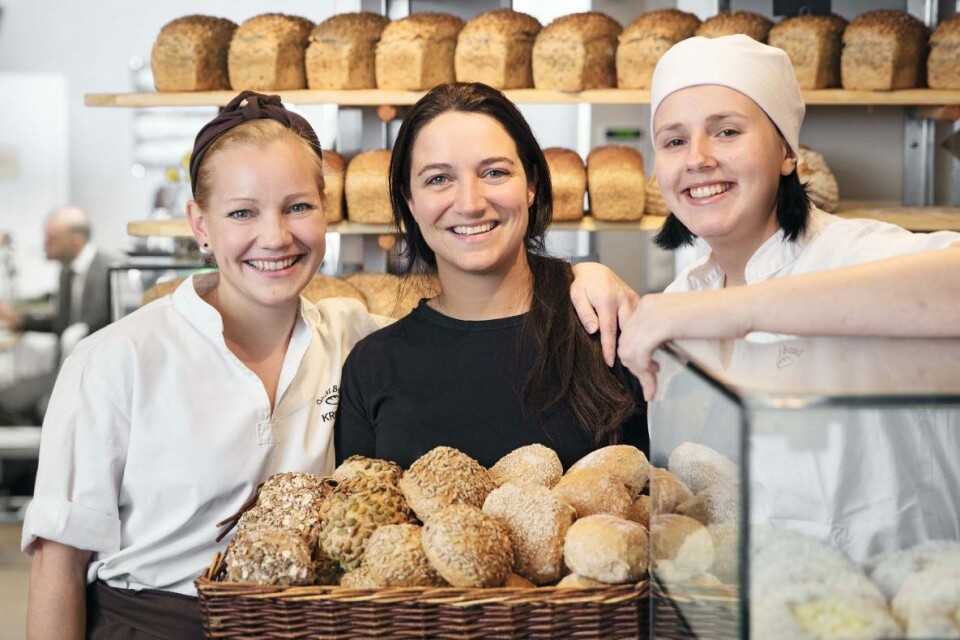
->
[[586, 146, 646, 221], [563, 514, 648, 584], [359, 523, 446, 587], [375, 13, 464, 90], [644, 173, 670, 216], [617, 9, 700, 89], [928, 14, 960, 90], [695, 11, 773, 43], [345, 149, 393, 224], [544, 148, 586, 222], [504, 573, 536, 588], [551, 468, 633, 519], [647, 467, 693, 515], [343, 272, 418, 318], [706, 522, 738, 584], [333, 455, 402, 486], [421, 504, 514, 588], [667, 442, 738, 495], [306, 13, 389, 90], [455, 10, 541, 89], [797, 146, 839, 213], [650, 514, 714, 581], [768, 14, 847, 90], [556, 574, 606, 588], [322, 150, 345, 223], [752, 557, 885, 608], [866, 540, 960, 600], [628, 494, 650, 528], [841, 10, 928, 90], [399, 446, 497, 521], [532, 12, 622, 91], [152, 15, 237, 91], [228, 14, 314, 91], [675, 483, 739, 526], [300, 274, 366, 305], [488, 443, 563, 489], [567, 444, 649, 497], [225, 529, 316, 585], [752, 584, 901, 640]]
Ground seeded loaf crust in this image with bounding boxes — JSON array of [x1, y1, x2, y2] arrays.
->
[[343, 272, 439, 319], [797, 146, 839, 212], [768, 14, 848, 89], [344, 149, 393, 224], [229, 14, 313, 90], [544, 147, 586, 221], [455, 10, 541, 89], [400, 446, 497, 521], [617, 9, 701, 89], [306, 13, 389, 90], [644, 173, 669, 216], [928, 14, 960, 90], [695, 11, 773, 43], [152, 15, 237, 91], [375, 13, 464, 90], [321, 150, 345, 223], [421, 504, 514, 588], [533, 12, 622, 91], [841, 10, 928, 90], [586, 146, 646, 221], [300, 274, 366, 306]]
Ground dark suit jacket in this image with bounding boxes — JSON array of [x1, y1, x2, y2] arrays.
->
[[20, 248, 113, 336]]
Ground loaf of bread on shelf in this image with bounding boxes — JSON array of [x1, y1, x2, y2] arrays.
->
[[344, 149, 393, 224], [152, 15, 237, 91], [228, 13, 314, 91], [841, 10, 928, 90], [322, 150, 345, 223], [617, 9, 700, 89], [300, 274, 366, 305], [695, 11, 773, 42], [544, 147, 586, 221], [768, 14, 848, 90], [928, 14, 960, 90], [644, 174, 670, 216], [343, 272, 439, 319], [532, 12, 622, 91], [375, 13, 465, 90], [455, 10, 541, 89], [586, 146, 646, 221], [797, 146, 839, 213], [305, 12, 390, 90]]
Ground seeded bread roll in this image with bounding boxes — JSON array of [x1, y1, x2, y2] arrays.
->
[[300, 274, 366, 306], [617, 9, 701, 89], [644, 173, 670, 216], [586, 146, 646, 221], [228, 14, 314, 91], [488, 443, 563, 489], [306, 13, 389, 90], [375, 13, 465, 90], [152, 15, 237, 91], [695, 11, 773, 43], [544, 147, 586, 222], [567, 445, 649, 498], [359, 523, 446, 587], [321, 150, 345, 223], [563, 514, 648, 584], [648, 468, 694, 516], [532, 12, 622, 91], [345, 149, 393, 225], [797, 146, 839, 213], [421, 504, 514, 588], [455, 10, 541, 89], [841, 10, 928, 90], [551, 468, 633, 519], [928, 14, 960, 90], [667, 442, 738, 495], [333, 455, 402, 486], [141, 277, 185, 306], [339, 566, 378, 587], [226, 529, 316, 585], [343, 272, 439, 319], [752, 584, 901, 640], [768, 14, 847, 90], [400, 446, 497, 521], [650, 514, 715, 581]]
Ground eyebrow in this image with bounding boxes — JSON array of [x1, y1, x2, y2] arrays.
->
[[655, 111, 750, 137], [416, 157, 516, 177]]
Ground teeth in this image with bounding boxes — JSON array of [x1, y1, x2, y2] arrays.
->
[[452, 222, 496, 236], [249, 256, 297, 271], [689, 183, 729, 199]]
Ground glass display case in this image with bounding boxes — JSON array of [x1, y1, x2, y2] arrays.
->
[[647, 335, 960, 640]]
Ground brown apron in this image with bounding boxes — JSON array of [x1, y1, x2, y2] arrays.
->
[[86, 581, 204, 640]]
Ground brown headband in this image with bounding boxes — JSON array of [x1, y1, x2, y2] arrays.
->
[[189, 91, 323, 196]]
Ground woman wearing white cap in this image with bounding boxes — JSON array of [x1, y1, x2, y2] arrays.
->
[[619, 34, 960, 399]]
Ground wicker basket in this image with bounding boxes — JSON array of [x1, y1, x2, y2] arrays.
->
[[651, 580, 741, 640]]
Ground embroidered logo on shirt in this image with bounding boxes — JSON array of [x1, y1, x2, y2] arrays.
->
[[318, 384, 339, 422], [776, 345, 806, 369]]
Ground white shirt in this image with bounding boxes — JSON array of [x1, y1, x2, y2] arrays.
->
[[68, 242, 97, 325], [21, 273, 388, 595]]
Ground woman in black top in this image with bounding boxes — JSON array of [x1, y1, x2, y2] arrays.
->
[[335, 82, 647, 469]]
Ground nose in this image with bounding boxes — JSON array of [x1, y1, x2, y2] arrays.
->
[[259, 211, 293, 249], [452, 176, 486, 217], [685, 133, 717, 172]]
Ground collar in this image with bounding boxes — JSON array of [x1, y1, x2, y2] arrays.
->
[[70, 243, 97, 276]]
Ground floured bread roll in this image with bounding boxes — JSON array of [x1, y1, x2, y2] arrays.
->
[[567, 445, 649, 498], [488, 443, 563, 489], [752, 584, 901, 640], [891, 567, 960, 624], [707, 522, 739, 584], [359, 524, 445, 587], [557, 574, 607, 588], [650, 514, 714, 582], [648, 467, 693, 515], [552, 468, 633, 519], [629, 495, 650, 528], [866, 541, 960, 601], [563, 514, 648, 584], [226, 529, 316, 585], [400, 446, 497, 521], [644, 173, 670, 216], [333, 455, 403, 487], [301, 274, 367, 305], [422, 504, 514, 587], [667, 442, 738, 495], [902, 587, 960, 638], [798, 146, 839, 213], [676, 483, 739, 525]]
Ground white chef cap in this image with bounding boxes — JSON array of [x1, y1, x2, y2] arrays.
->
[[650, 35, 805, 155]]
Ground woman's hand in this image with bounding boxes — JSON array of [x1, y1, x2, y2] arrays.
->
[[570, 262, 640, 366], [28, 539, 92, 640]]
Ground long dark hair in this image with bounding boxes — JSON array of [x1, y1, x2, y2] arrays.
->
[[389, 82, 637, 445]]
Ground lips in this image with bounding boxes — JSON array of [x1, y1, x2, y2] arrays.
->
[[245, 255, 302, 272]]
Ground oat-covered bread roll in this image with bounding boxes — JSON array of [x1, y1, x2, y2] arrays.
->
[[797, 146, 839, 213], [586, 146, 646, 222], [644, 173, 670, 216], [532, 12, 622, 91], [152, 15, 237, 91], [768, 14, 847, 90], [359, 523, 446, 587], [567, 445, 649, 498], [544, 148, 586, 222], [563, 514, 648, 584], [866, 540, 960, 601], [306, 13, 389, 90], [551, 468, 633, 519], [629, 494, 650, 528], [226, 529, 316, 585], [375, 13, 464, 90], [400, 446, 497, 521], [421, 504, 514, 588], [300, 274, 366, 305], [676, 483, 739, 526], [141, 277, 185, 307], [752, 584, 901, 640], [345, 149, 393, 224], [343, 272, 438, 319], [333, 455, 403, 487], [650, 514, 715, 581], [841, 10, 928, 90], [482, 483, 575, 585], [455, 10, 541, 89], [488, 443, 563, 489], [929, 14, 960, 89], [228, 14, 314, 91], [667, 442, 738, 495], [236, 472, 331, 546], [321, 150, 345, 223], [696, 11, 773, 42], [556, 574, 607, 588], [617, 9, 700, 89], [647, 467, 693, 515], [339, 566, 378, 588]]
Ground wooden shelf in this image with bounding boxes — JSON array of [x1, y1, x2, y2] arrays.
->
[[834, 201, 960, 232], [87, 89, 960, 109]]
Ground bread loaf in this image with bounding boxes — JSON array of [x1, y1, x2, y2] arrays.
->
[[345, 149, 393, 224], [768, 15, 847, 89], [229, 14, 314, 90], [617, 9, 700, 89], [695, 11, 773, 42], [306, 13, 389, 90], [322, 150, 345, 223], [928, 14, 960, 90], [300, 274, 366, 305], [375, 13, 464, 90], [797, 146, 839, 213], [841, 10, 928, 90], [152, 15, 237, 91], [343, 272, 434, 319], [544, 148, 586, 221], [533, 13, 622, 91], [586, 146, 646, 221], [455, 10, 541, 89], [644, 173, 670, 216]]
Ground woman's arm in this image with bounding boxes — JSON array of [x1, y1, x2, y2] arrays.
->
[[27, 539, 92, 640], [569, 262, 640, 366]]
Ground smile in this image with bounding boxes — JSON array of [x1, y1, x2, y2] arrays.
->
[[245, 256, 301, 272], [687, 183, 730, 199], [451, 221, 498, 236]]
